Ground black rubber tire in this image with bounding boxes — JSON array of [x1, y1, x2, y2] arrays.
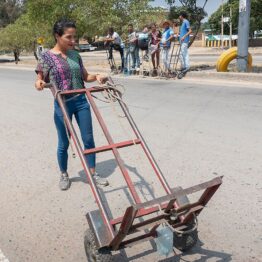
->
[[173, 228, 198, 252], [172, 187, 198, 252], [177, 73, 184, 79], [84, 229, 113, 262]]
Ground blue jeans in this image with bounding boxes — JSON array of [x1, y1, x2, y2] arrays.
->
[[180, 42, 190, 70], [125, 46, 140, 69], [54, 94, 96, 173], [161, 47, 170, 71], [134, 46, 140, 69], [109, 43, 124, 69]]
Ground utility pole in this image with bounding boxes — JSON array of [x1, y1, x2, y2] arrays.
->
[[221, 0, 224, 49], [237, 0, 251, 72], [229, 4, 233, 48]]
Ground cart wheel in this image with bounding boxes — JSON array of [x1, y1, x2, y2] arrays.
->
[[177, 72, 184, 79], [143, 71, 150, 76], [172, 72, 177, 78], [172, 186, 198, 252], [173, 227, 198, 252], [84, 229, 113, 262]]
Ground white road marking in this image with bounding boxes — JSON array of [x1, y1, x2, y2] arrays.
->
[[0, 249, 9, 262]]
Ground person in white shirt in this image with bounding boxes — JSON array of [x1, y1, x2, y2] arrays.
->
[[105, 27, 124, 71]]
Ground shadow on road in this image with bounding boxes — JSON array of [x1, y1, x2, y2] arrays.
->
[[75, 158, 156, 202], [114, 240, 232, 262], [74, 158, 156, 217], [73, 159, 231, 262], [0, 58, 14, 63]]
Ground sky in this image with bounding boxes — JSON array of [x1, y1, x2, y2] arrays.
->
[[151, 0, 221, 18]]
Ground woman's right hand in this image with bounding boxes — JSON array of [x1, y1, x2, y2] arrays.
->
[[35, 79, 46, 91]]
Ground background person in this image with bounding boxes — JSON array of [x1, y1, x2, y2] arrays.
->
[[35, 19, 109, 190], [105, 27, 125, 71], [172, 19, 180, 39], [125, 24, 140, 73], [179, 12, 192, 71], [149, 23, 162, 72], [137, 25, 150, 61], [159, 20, 174, 72]]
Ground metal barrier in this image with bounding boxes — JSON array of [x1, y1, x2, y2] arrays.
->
[[205, 39, 237, 48]]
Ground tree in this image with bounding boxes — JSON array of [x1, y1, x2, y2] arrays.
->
[[24, 0, 160, 39], [13, 0, 165, 47], [0, 0, 25, 27], [0, 0, 167, 59], [208, 0, 262, 37], [165, 0, 208, 47], [0, 13, 36, 62]]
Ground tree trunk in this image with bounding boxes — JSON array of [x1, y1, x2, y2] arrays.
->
[[14, 49, 20, 64]]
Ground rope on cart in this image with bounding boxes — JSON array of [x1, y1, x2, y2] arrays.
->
[[91, 81, 125, 104], [156, 204, 198, 235], [172, 215, 198, 235], [54, 89, 62, 100]]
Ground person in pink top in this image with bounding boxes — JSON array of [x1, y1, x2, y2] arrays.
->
[[149, 23, 162, 72]]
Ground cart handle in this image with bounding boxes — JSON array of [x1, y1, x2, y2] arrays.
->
[[43, 83, 53, 89]]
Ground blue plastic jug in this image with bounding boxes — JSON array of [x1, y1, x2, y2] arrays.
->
[[155, 224, 174, 257]]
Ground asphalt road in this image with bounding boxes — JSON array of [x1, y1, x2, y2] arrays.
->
[[0, 69, 261, 262]]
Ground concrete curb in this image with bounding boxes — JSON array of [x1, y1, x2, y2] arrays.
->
[[187, 70, 262, 82], [190, 52, 262, 57]]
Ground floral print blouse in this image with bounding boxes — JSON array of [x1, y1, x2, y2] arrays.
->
[[35, 50, 85, 91]]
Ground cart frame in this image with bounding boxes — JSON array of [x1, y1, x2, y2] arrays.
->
[[45, 81, 222, 255]]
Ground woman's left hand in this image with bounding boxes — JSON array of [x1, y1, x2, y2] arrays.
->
[[96, 74, 108, 85]]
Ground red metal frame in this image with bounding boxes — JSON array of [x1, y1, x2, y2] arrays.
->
[[46, 82, 223, 251], [52, 85, 174, 208]]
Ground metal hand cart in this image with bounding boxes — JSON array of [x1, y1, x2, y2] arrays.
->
[[169, 40, 189, 79], [168, 41, 181, 77], [158, 45, 176, 79], [139, 38, 152, 77], [140, 49, 152, 77], [105, 47, 121, 75], [44, 80, 223, 261]]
